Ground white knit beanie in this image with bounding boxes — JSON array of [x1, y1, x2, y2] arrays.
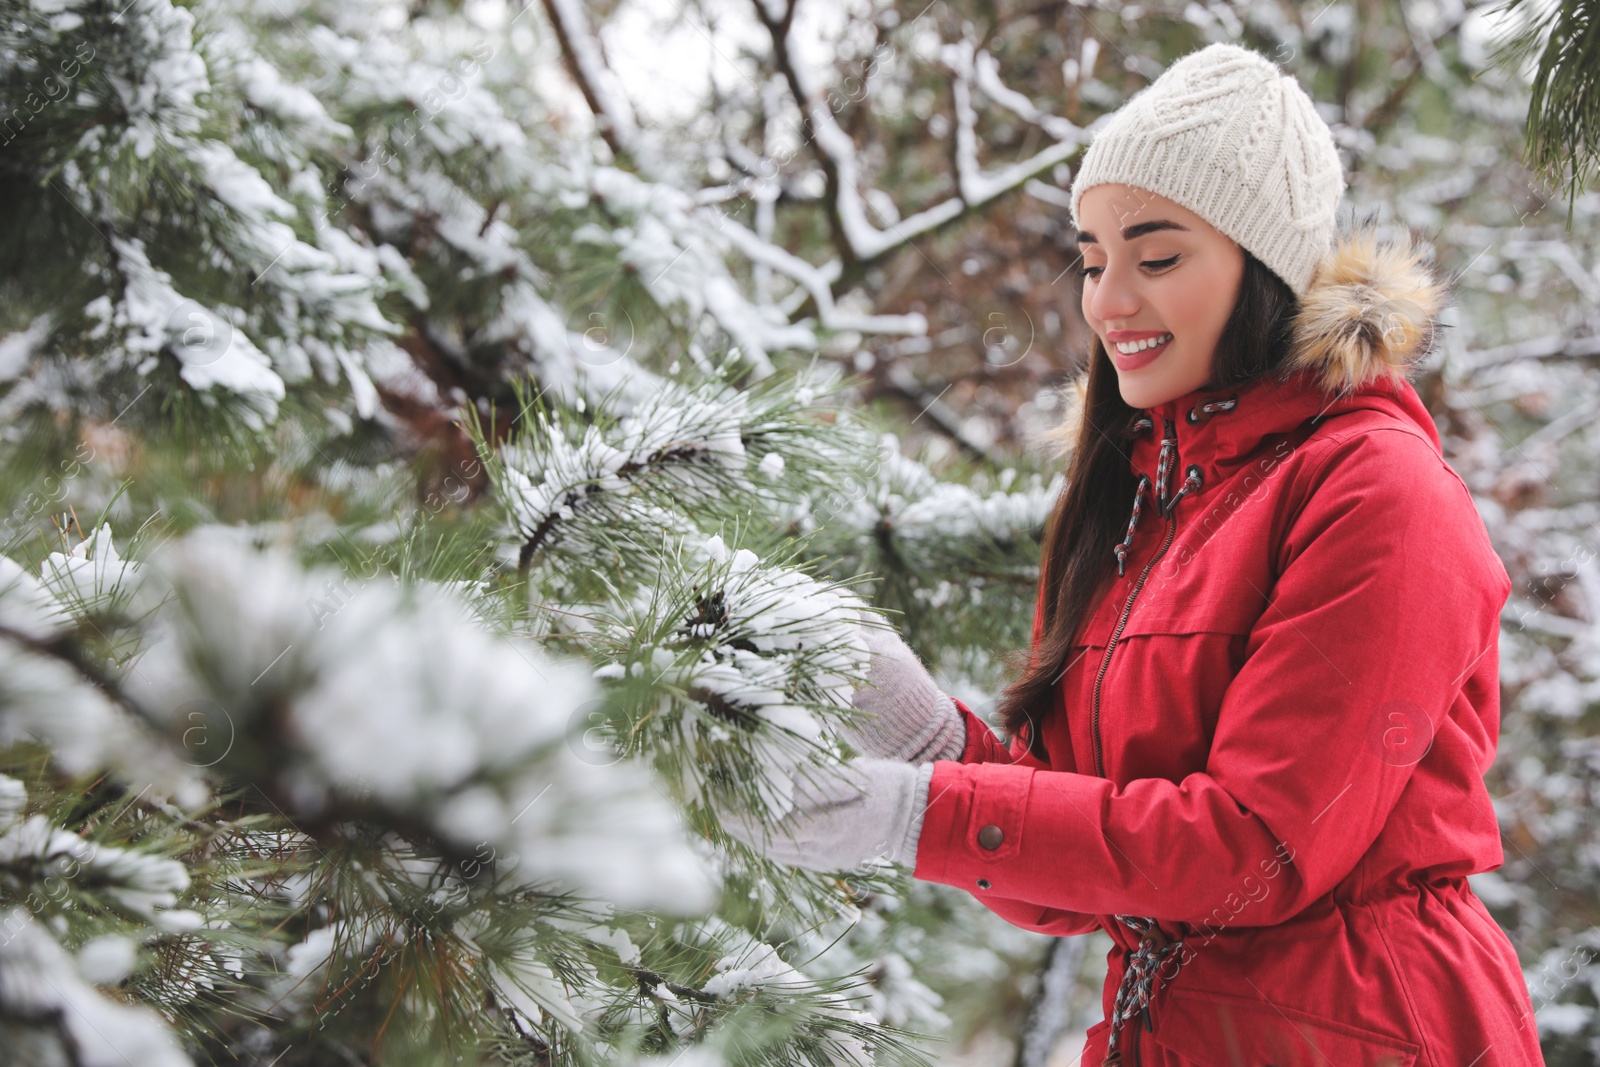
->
[[1068, 42, 1346, 297]]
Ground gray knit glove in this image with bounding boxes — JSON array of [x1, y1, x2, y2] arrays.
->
[[843, 613, 967, 763], [721, 756, 934, 872]]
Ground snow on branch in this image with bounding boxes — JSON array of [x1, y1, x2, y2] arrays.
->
[[970, 49, 1091, 144], [541, 0, 642, 161], [0, 539, 204, 803], [785, 431, 1063, 582], [708, 210, 927, 335], [0, 908, 193, 1067], [100, 236, 287, 428], [587, 531, 873, 822], [941, 38, 1088, 207], [115, 526, 716, 911], [486, 365, 869, 577], [687, 914, 925, 1066], [1465, 331, 1600, 370], [756, 4, 1083, 264], [0, 807, 198, 932]]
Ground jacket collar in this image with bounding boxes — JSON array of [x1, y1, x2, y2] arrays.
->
[[1106, 227, 1448, 575]]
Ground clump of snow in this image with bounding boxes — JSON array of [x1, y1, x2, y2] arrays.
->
[[497, 379, 752, 552], [0, 532, 205, 805], [0, 909, 193, 1067], [0, 814, 193, 927], [39, 522, 146, 617]]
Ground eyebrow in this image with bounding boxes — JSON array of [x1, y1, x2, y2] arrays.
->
[[1074, 219, 1191, 244]]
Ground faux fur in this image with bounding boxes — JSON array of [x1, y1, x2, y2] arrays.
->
[[1284, 226, 1448, 396], [1036, 372, 1088, 461]]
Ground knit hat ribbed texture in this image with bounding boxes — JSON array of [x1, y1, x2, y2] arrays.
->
[[1068, 43, 1346, 297]]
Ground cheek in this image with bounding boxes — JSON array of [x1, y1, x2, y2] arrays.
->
[[1167, 270, 1233, 343]]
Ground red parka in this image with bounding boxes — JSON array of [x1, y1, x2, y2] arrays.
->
[[912, 234, 1545, 1066]]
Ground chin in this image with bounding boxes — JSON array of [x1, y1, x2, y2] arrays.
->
[[1116, 368, 1210, 411], [1116, 379, 1177, 410]]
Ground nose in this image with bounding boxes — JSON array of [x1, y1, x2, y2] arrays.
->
[[1084, 257, 1140, 326]]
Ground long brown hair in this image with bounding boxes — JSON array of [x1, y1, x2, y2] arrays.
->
[[998, 248, 1301, 759]]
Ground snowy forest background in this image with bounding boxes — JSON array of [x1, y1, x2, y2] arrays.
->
[[1, 0, 1597, 1064]]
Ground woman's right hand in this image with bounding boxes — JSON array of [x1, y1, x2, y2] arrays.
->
[[841, 611, 967, 764]]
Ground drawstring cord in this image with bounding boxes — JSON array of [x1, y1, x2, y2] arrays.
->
[[1185, 394, 1238, 424], [1111, 394, 1239, 577], [1111, 474, 1150, 578], [1110, 423, 1204, 576], [1167, 464, 1203, 515], [1102, 917, 1185, 1065]]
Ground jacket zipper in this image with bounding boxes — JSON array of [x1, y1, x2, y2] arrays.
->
[[1092, 509, 1176, 1066], [1090, 460, 1181, 779], [1092, 420, 1190, 1067]]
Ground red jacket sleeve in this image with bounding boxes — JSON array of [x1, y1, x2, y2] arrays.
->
[[953, 695, 1017, 764], [944, 579, 1103, 938], [913, 428, 1511, 928]]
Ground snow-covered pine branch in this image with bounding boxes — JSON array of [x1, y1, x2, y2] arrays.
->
[[0, 0, 402, 430], [113, 525, 717, 912], [580, 532, 873, 820], [788, 431, 1060, 581], [482, 363, 872, 582]]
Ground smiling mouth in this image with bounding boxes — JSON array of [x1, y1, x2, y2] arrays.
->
[[1112, 332, 1173, 354]]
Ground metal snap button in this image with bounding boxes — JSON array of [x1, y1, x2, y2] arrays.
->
[[977, 824, 1004, 849]]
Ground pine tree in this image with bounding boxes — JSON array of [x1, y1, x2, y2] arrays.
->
[[5, 0, 1599, 1064], [0, 0, 1067, 1063]]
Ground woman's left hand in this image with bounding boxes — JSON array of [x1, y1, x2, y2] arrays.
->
[[721, 755, 934, 873]]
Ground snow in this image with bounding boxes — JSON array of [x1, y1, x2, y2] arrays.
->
[[0, 555, 75, 640], [545, 0, 640, 147], [123, 525, 718, 911], [0, 315, 48, 383], [654, 535, 872, 816], [109, 237, 286, 427], [0, 528, 203, 797], [39, 521, 146, 616], [0, 909, 193, 1067], [1536, 1001, 1594, 1036], [103, 0, 208, 159], [76, 935, 140, 985], [497, 378, 753, 548], [233, 49, 352, 140], [694, 917, 877, 1064], [794, 432, 1063, 558], [0, 813, 191, 924], [0, 775, 25, 832]]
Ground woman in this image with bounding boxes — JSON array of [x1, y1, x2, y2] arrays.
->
[[724, 42, 1544, 1065]]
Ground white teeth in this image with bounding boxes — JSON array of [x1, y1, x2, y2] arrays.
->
[[1114, 333, 1172, 354]]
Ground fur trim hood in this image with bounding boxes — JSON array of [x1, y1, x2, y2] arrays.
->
[[1284, 226, 1448, 396], [1036, 227, 1450, 458]]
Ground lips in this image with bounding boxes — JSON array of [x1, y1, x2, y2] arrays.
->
[[1110, 333, 1171, 371]]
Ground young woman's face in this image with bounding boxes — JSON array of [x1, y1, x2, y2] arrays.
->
[[1075, 184, 1245, 410]]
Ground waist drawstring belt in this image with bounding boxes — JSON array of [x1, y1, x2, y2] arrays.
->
[[1102, 916, 1185, 1065]]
